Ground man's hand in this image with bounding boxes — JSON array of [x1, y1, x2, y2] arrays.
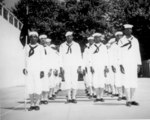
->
[[104, 66, 109, 77], [48, 69, 52, 77], [137, 65, 141, 74], [105, 66, 109, 73], [40, 71, 44, 78], [90, 67, 94, 74], [23, 68, 28, 75], [53, 69, 58, 76], [85, 67, 88, 73], [82, 70, 86, 76], [120, 65, 125, 74], [60, 67, 64, 74], [77, 66, 82, 74], [112, 66, 116, 73]]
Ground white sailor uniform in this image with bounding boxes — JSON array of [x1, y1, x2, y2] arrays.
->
[[106, 39, 116, 86], [25, 43, 44, 95], [109, 40, 124, 87], [41, 46, 55, 91], [90, 43, 108, 88], [46, 47, 59, 89], [59, 41, 82, 90], [53, 51, 61, 87], [83, 43, 94, 88], [120, 35, 141, 88]]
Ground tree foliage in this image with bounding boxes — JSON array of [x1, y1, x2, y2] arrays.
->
[[12, 0, 150, 59], [125, 0, 150, 60], [0, 0, 4, 4]]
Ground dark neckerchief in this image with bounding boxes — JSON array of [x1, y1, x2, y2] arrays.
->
[[121, 36, 133, 50], [44, 46, 47, 55], [93, 43, 102, 54], [66, 42, 72, 54], [29, 44, 38, 57], [86, 43, 93, 49]]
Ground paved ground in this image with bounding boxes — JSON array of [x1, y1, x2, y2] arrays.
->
[[0, 78, 150, 120]]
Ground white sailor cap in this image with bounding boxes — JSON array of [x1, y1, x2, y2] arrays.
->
[[123, 24, 133, 29], [101, 34, 105, 41], [92, 33, 102, 37], [29, 31, 38, 37], [50, 44, 56, 48], [87, 36, 94, 40], [46, 38, 51, 42], [65, 31, 73, 37], [108, 38, 116, 44], [115, 31, 123, 36], [39, 34, 47, 39]]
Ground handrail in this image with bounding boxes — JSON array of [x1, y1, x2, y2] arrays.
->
[[0, 2, 23, 30]]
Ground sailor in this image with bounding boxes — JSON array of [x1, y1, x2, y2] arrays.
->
[[50, 44, 61, 98], [39, 34, 47, 46], [107, 31, 126, 100], [121, 24, 141, 106], [59, 31, 82, 103], [105, 37, 116, 96], [46, 43, 60, 100], [83, 36, 95, 98], [23, 31, 44, 111], [90, 33, 108, 102]]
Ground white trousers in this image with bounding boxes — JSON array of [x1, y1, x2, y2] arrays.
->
[[84, 67, 93, 87], [41, 69, 50, 91], [26, 69, 42, 95], [92, 66, 105, 88], [63, 66, 78, 90], [123, 64, 138, 88]]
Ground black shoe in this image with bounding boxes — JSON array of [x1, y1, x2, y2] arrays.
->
[[52, 94, 56, 98], [93, 95, 97, 98], [43, 100, 48, 104], [48, 97, 54, 100], [86, 93, 90, 96], [99, 98, 104, 102], [39, 101, 44, 105], [34, 106, 40, 111], [59, 89, 62, 92], [108, 92, 112, 95], [104, 90, 108, 94], [131, 101, 139, 106], [94, 99, 100, 102], [88, 95, 93, 99], [111, 94, 119, 97], [65, 99, 72, 104], [117, 97, 122, 101], [122, 96, 127, 100], [111, 94, 115, 97], [72, 99, 77, 104], [85, 89, 88, 93], [126, 102, 131, 107], [28, 106, 35, 111], [114, 94, 119, 97]]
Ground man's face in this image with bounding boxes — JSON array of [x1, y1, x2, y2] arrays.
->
[[29, 35, 38, 44], [66, 35, 73, 44], [46, 41, 51, 46], [94, 36, 101, 43], [40, 38, 46, 46], [116, 34, 123, 41], [88, 39, 94, 45], [101, 35, 106, 44], [94, 36, 104, 43], [124, 28, 132, 36]]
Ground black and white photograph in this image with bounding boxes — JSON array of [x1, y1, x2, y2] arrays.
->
[[0, 0, 150, 120]]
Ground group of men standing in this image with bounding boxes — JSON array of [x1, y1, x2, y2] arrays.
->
[[23, 24, 141, 111]]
